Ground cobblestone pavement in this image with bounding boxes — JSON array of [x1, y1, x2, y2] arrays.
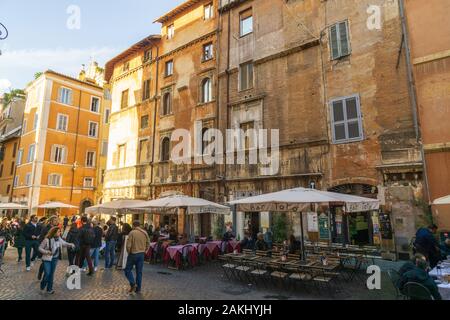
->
[[0, 248, 399, 300]]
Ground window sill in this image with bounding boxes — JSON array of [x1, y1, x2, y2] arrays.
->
[[197, 100, 215, 107], [332, 137, 364, 145], [239, 32, 253, 39], [160, 113, 174, 119], [164, 74, 174, 79], [201, 57, 214, 63]]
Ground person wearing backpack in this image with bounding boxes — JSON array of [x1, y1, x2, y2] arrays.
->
[[76, 216, 95, 276]]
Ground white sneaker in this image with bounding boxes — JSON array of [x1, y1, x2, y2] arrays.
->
[[26, 267, 31, 271], [94, 267, 98, 272], [81, 268, 87, 272]]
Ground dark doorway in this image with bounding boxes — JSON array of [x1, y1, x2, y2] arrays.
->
[[200, 213, 212, 237], [80, 199, 93, 215]]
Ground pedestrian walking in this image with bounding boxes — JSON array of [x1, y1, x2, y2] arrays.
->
[[414, 224, 441, 268], [76, 216, 95, 276], [0, 219, 12, 251], [124, 221, 150, 294], [104, 217, 119, 270], [13, 219, 26, 262], [37, 216, 60, 280], [23, 215, 40, 271], [83, 220, 102, 271], [38, 227, 75, 294], [63, 216, 69, 230], [66, 222, 80, 266]]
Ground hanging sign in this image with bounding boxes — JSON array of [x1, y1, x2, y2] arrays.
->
[[307, 212, 319, 232]]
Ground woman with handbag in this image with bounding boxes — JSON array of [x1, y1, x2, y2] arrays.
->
[[39, 227, 75, 294]]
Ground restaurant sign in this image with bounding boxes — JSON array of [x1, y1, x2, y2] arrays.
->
[[345, 201, 379, 213], [235, 202, 311, 213]]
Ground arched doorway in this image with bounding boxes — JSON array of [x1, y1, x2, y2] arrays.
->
[[80, 199, 93, 215], [328, 183, 379, 246]]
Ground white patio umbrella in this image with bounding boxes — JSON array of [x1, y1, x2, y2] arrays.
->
[[433, 195, 450, 205], [85, 200, 149, 215], [229, 187, 380, 260], [129, 195, 231, 215], [0, 203, 28, 210], [36, 202, 78, 209]]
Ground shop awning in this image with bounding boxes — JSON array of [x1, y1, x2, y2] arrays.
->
[[129, 195, 231, 215], [228, 187, 380, 213], [433, 195, 450, 205]]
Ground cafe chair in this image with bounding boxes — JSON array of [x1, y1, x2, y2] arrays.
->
[[221, 256, 238, 281], [403, 282, 434, 300], [387, 269, 405, 300]]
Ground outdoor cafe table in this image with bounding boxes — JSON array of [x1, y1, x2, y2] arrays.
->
[[429, 264, 450, 300], [145, 242, 158, 261], [164, 244, 199, 269], [203, 241, 222, 259]]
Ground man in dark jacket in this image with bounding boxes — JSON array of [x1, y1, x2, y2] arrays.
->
[[23, 215, 40, 271], [398, 254, 442, 300], [76, 216, 95, 275], [90, 220, 103, 272], [104, 217, 119, 270], [414, 225, 440, 268], [66, 223, 80, 266]]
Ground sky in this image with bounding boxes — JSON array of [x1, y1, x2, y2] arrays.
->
[[0, 0, 185, 94]]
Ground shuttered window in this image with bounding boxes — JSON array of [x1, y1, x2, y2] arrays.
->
[[58, 87, 73, 105], [48, 174, 62, 187], [239, 62, 254, 91], [57, 114, 68, 131], [329, 21, 351, 60], [51, 145, 67, 164], [142, 79, 151, 101], [330, 95, 364, 144], [86, 151, 96, 167]]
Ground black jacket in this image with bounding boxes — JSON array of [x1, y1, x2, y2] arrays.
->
[[79, 224, 95, 246], [23, 222, 40, 241], [92, 226, 103, 248], [399, 267, 442, 300], [38, 223, 51, 243], [66, 227, 80, 252], [105, 223, 119, 242]]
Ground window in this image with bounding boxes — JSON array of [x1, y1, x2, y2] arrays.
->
[[165, 60, 174, 77], [118, 144, 126, 168], [167, 24, 175, 39], [57, 114, 68, 132], [240, 9, 253, 37], [139, 139, 149, 164], [33, 113, 39, 130], [91, 96, 100, 113], [203, 43, 214, 61], [144, 49, 152, 62], [12, 142, 17, 158], [27, 144, 35, 163], [86, 151, 96, 167], [101, 140, 108, 156], [122, 61, 130, 73], [161, 137, 171, 162], [84, 177, 94, 188], [88, 122, 98, 138], [141, 115, 149, 129], [51, 145, 67, 164], [204, 3, 213, 20], [17, 149, 23, 166], [162, 92, 172, 115], [121, 90, 129, 109], [10, 161, 14, 175], [13, 176, 19, 187], [142, 79, 151, 101], [239, 62, 254, 91], [104, 108, 110, 124], [58, 87, 73, 105], [48, 174, 62, 187], [329, 21, 351, 60], [201, 78, 212, 103], [25, 173, 31, 186], [330, 95, 364, 144]]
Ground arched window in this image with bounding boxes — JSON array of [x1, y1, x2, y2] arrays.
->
[[162, 92, 172, 115], [161, 137, 171, 162], [201, 78, 212, 103]]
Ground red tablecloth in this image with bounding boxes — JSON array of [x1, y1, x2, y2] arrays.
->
[[227, 241, 241, 253]]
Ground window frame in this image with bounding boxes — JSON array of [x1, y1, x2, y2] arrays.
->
[[51, 144, 67, 164], [167, 24, 175, 40], [90, 96, 101, 113], [86, 150, 96, 168], [48, 173, 62, 187], [141, 115, 149, 129], [204, 3, 214, 20], [160, 136, 171, 162], [121, 89, 129, 109], [88, 121, 99, 138], [56, 113, 69, 132], [239, 61, 254, 91], [27, 144, 36, 163], [329, 20, 351, 60], [104, 108, 110, 124], [330, 94, 364, 144], [58, 87, 73, 105], [202, 43, 214, 62], [25, 173, 32, 186], [161, 91, 173, 116], [201, 78, 213, 103], [165, 60, 174, 77], [142, 79, 151, 101], [239, 9, 253, 37]]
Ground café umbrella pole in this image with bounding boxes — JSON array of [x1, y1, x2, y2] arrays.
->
[[300, 211, 306, 261]]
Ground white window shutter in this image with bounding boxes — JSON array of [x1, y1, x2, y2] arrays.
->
[[58, 88, 62, 103], [62, 147, 67, 164], [50, 145, 56, 162]]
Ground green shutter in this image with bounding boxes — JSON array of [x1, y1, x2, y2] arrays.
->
[[339, 21, 350, 56]]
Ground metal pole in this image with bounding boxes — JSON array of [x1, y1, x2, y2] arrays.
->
[[300, 211, 306, 261]]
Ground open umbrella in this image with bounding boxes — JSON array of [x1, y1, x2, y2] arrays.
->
[[0, 203, 28, 210], [433, 195, 450, 205], [229, 187, 380, 260], [85, 200, 149, 215], [36, 202, 78, 209]]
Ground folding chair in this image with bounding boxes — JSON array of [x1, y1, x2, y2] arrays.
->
[[221, 255, 238, 281]]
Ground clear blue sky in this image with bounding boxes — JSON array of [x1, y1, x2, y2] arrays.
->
[[0, 0, 184, 93]]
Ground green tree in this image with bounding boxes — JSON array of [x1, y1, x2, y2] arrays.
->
[[2, 89, 25, 107], [213, 215, 225, 240], [34, 72, 43, 79], [272, 214, 288, 243]]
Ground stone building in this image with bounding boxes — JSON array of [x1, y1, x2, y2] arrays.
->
[[216, 0, 424, 258], [403, 0, 450, 230]]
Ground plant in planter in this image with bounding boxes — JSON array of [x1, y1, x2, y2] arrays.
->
[[272, 214, 288, 243], [213, 215, 225, 240]]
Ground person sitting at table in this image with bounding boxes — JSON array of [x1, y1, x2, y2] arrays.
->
[[179, 233, 189, 245], [240, 232, 253, 250], [398, 254, 442, 300], [287, 235, 301, 254], [169, 227, 178, 241], [254, 233, 268, 251]]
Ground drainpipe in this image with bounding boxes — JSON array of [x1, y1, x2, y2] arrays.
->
[[150, 46, 160, 200], [70, 89, 82, 205], [398, 0, 431, 203]]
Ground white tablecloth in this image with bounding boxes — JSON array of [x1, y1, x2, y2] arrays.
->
[[438, 283, 450, 300]]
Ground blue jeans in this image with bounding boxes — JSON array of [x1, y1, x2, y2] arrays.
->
[[25, 240, 39, 268], [82, 247, 100, 269], [105, 241, 116, 269], [41, 257, 58, 292], [124, 253, 144, 291]]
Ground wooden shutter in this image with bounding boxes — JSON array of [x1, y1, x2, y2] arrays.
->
[[339, 21, 350, 56], [62, 147, 67, 164], [50, 145, 56, 162], [330, 24, 339, 59]]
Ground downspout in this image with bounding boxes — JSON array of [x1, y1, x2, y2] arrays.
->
[[70, 89, 82, 204], [224, 7, 231, 204], [398, 0, 431, 203], [150, 46, 160, 200]]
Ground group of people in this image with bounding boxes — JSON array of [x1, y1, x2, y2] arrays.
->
[[0, 214, 151, 295]]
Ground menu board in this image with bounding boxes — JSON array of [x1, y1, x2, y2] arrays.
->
[[318, 213, 330, 240], [379, 214, 393, 240], [307, 212, 319, 232]]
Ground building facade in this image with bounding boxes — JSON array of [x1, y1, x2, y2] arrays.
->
[[12, 70, 104, 216], [403, 0, 450, 229], [216, 0, 424, 258], [0, 96, 25, 204]]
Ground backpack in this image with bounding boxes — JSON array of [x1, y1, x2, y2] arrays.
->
[[83, 227, 95, 246]]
